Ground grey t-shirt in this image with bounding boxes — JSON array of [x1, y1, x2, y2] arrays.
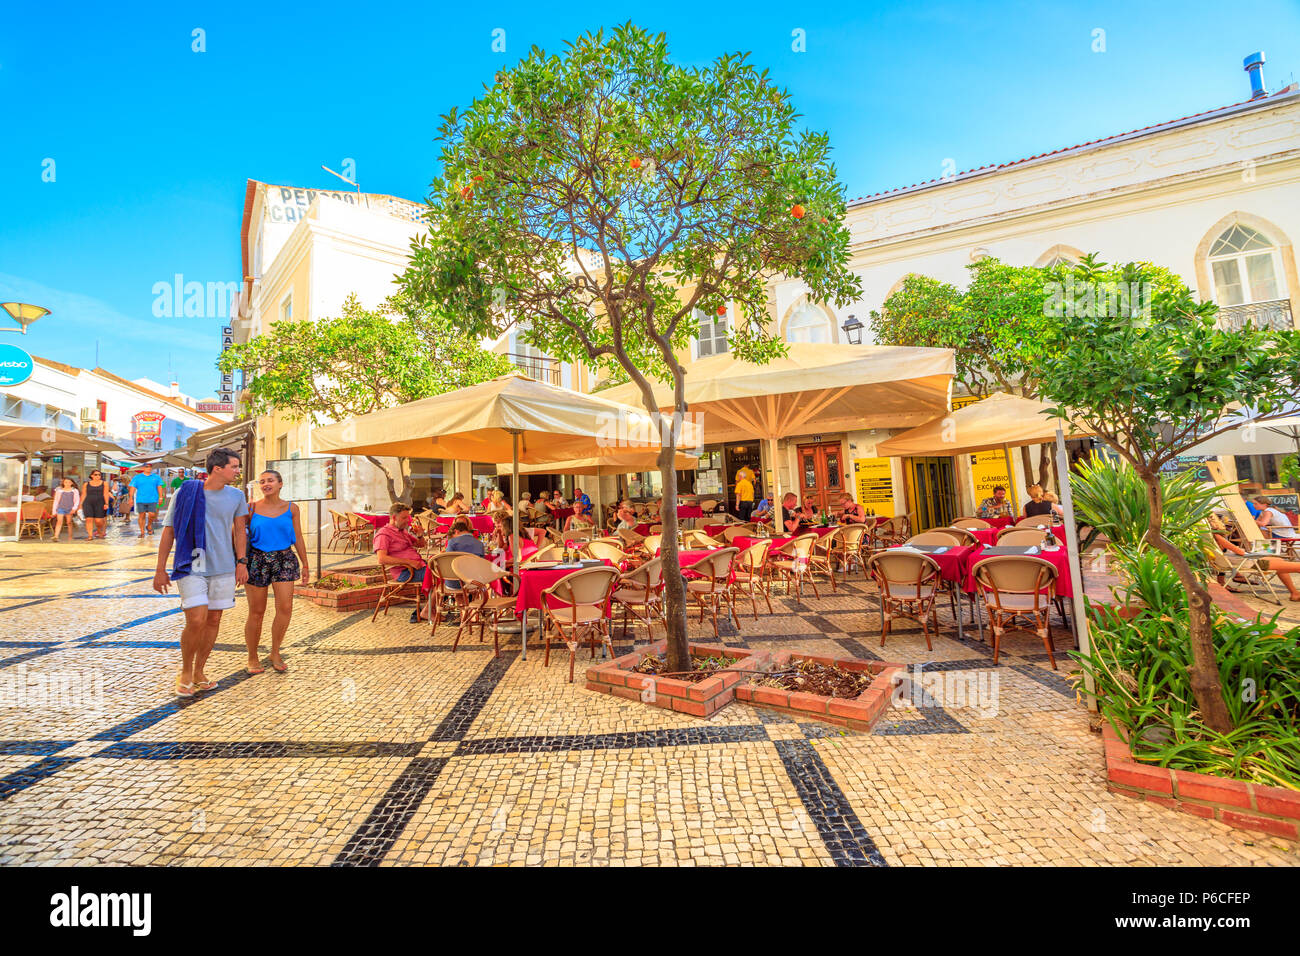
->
[[163, 485, 249, 577]]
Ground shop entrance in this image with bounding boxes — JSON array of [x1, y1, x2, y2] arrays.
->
[[796, 441, 845, 513], [723, 442, 762, 514], [907, 457, 958, 531]]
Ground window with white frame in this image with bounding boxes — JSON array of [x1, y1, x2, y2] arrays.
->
[[280, 293, 293, 322], [695, 308, 730, 358], [1208, 225, 1286, 306], [785, 302, 833, 343]]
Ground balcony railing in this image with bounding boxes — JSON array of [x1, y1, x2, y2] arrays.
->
[[1216, 298, 1294, 332], [508, 352, 561, 385]]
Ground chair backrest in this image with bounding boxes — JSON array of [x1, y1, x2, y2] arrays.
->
[[738, 539, 772, 573], [450, 553, 504, 588], [838, 524, 867, 547], [616, 527, 646, 549], [693, 546, 738, 585], [951, 517, 990, 530], [432, 551, 462, 585], [330, 509, 351, 529], [974, 555, 1057, 600], [879, 516, 908, 538], [1016, 515, 1055, 529], [21, 500, 48, 520], [721, 525, 751, 544], [934, 526, 979, 546], [347, 512, 371, 530], [524, 544, 562, 564], [867, 551, 941, 590], [782, 533, 818, 559], [683, 530, 716, 549], [699, 499, 718, 513], [621, 556, 664, 591], [584, 540, 626, 563], [548, 566, 619, 608], [906, 530, 962, 547], [997, 528, 1048, 547], [648, 524, 663, 533], [644, 534, 662, 553]]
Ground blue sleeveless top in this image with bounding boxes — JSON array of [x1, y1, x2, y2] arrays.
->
[[249, 505, 295, 551]]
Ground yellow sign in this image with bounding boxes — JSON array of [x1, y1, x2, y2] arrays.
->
[[970, 449, 1018, 515], [951, 394, 980, 410], [854, 458, 895, 517]]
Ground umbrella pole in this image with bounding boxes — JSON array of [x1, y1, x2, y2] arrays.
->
[[1055, 427, 1094, 710], [1002, 443, 1016, 515], [769, 437, 782, 534], [513, 431, 525, 661]]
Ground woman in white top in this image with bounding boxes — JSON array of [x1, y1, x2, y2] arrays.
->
[[51, 477, 81, 542], [1254, 496, 1295, 537]]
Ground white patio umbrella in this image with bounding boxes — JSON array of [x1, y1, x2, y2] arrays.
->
[[313, 374, 664, 658], [0, 426, 107, 541], [600, 342, 955, 532]]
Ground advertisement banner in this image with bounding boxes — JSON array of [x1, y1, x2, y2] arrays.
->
[[854, 457, 895, 517], [970, 449, 1018, 514]]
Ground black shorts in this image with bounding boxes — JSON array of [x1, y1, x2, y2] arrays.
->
[[247, 547, 300, 587]]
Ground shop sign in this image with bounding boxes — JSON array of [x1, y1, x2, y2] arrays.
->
[[853, 457, 895, 517]]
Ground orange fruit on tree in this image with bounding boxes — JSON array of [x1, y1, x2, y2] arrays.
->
[[790, 204, 805, 219], [630, 157, 642, 169]]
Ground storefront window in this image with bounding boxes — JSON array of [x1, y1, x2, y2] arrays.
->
[[409, 458, 453, 508], [472, 462, 500, 504]]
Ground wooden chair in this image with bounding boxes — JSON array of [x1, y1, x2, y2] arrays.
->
[[996, 527, 1049, 547], [721, 524, 757, 545], [685, 546, 740, 639], [542, 566, 620, 681], [872, 516, 910, 550], [807, 529, 841, 592], [952, 517, 990, 530], [611, 557, 665, 644], [935, 526, 980, 546], [19, 501, 50, 539], [826, 523, 869, 581], [643, 534, 662, 554], [450, 554, 518, 658], [682, 530, 717, 549], [583, 540, 627, 565], [429, 551, 470, 633], [371, 564, 422, 623], [522, 544, 564, 565], [771, 533, 820, 604], [327, 509, 352, 550], [1015, 515, 1058, 529], [731, 539, 774, 619], [346, 513, 375, 552], [973, 556, 1059, 668], [868, 550, 942, 651], [905, 530, 963, 547], [615, 527, 647, 552]]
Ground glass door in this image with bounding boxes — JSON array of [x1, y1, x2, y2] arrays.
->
[[908, 457, 958, 531], [0, 457, 23, 540]]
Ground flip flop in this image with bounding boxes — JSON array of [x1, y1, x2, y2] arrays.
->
[[176, 678, 196, 698], [194, 676, 220, 691], [271, 660, 288, 673], [245, 664, 266, 675]]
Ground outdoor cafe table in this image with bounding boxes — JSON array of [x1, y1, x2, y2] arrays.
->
[[969, 523, 1065, 547], [436, 513, 495, 535], [964, 544, 1075, 600], [515, 560, 616, 654], [887, 543, 981, 640], [355, 512, 390, 529], [632, 505, 705, 536]]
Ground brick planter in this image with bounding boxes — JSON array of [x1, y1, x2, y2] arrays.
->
[[586, 642, 770, 718], [734, 651, 902, 732], [294, 581, 386, 612], [1102, 724, 1300, 841], [329, 565, 386, 586]]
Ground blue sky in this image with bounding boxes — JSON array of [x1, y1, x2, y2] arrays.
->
[[2, 0, 1297, 397]]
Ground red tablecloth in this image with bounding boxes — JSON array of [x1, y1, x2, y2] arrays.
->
[[981, 515, 1014, 530], [356, 513, 389, 528], [436, 513, 495, 534], [550, 507, 575, 524], [965, 545, 1074, 599], [887, 544, 980, 583], [733, 528, 837, 552], [516, 560, 615, 617], [970, 523, 1065, 547]]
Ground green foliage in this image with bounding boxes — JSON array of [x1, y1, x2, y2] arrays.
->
[[1071, 456, 1224, 574], [1108, 546, 1188, 613], [400, 23, 862, 386], [218, 294, 511, 425], [1281, 453, 1300, 488], [1037, 258, 1300, 470], [1077, 609, 1300, 790]]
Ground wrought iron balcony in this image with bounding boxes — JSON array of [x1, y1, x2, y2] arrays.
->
[[1216, 298, 1294, 332], [508, 352, 561, 385]]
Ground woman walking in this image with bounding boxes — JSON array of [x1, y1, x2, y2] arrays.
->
[[51, 477, 81, 542], [81, 469, 110, 539], [242, 470, 309, 674]]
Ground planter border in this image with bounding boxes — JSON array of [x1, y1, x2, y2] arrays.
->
[[1102, 724, 1300, 841], [586, 642, 769, 718], [294, 581, 386, 612], [734, 651, 902, 733]]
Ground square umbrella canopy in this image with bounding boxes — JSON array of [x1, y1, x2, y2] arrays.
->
[[599, 342, 955, 530], [496, 449, 700, 522], [874, 391, 1094, 458]]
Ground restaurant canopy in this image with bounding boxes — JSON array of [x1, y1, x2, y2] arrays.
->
[[0, 425, 105, 456], [875, 391, 1093, 457], [495, 449, 699, 477]]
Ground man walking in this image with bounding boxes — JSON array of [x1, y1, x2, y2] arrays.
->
[[152, 448, 249, 697], [734, 467, 755, 521], [130, 463, 165, 536]]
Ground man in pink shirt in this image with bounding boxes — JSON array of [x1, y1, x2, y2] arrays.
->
[[373, 503, 430, 622]]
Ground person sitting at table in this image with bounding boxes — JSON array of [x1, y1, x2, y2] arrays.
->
[[976, 485, 1013, 519], [488, 489, 512, 518], [552, 489, 568, 508], [1024, 484, 1055, 519], [430, 487, 448, 511], [573, 486, 592, 512], [1211, 523, 1300, 601], [442, 515, 488, 613], [615, 499, 637, 531], [442, 491, 468, 516], [751, 495, 773, 524], [781, 493, 805, 534], [801, 499, 820, 524], [373, 503, 431, 623], [1042, 492, 1065, 519], [1253, 496, 1296, 538], [838, 492, 867, 524], [565, 502, 594, 534], [533, 491, 556, 528]]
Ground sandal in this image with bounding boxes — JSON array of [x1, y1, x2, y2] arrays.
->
[[271, 659, 288, 673], [176, 678, 196, 698], [194, 676, 220, 691]]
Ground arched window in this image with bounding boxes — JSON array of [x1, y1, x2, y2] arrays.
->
[[1208, 225, 1285, 306], [1034, 244, 1085, 269], [785, 302, 833, 343]]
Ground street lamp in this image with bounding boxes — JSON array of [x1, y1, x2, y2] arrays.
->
[[841, 314, 864, 345], [0, 302, 50, 334]]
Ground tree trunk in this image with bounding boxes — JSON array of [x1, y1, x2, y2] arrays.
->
[[1038, 443, 1052, 492], [659, 407, 690, 673], [1138, 468, 1234, 734], [365, 455, 413, 506]]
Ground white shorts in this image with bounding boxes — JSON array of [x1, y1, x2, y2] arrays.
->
[[176, 572, 237, 611]]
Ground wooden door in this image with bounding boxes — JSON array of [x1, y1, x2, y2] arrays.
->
[[796, 442, 845, 512]]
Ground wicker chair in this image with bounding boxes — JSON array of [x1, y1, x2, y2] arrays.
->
[[867, 550, 942, 651], [371, 563, 423, 623], [934, 526, 980, 546], [905, 530, 963, 547], [807, 529, 841, 592], [770, 533, 820, 604], [583, 540, 627, 565], [449, 554, 518, 658], [684, 546, 740, 639], [997, 527, 1049, 547], [611, 557, 665, 643], [826, 524, 869, 581], [951, 517, 990, 530], [346, 513, 375, 552], [1015, 514, 1058, 529], [731, 540, 774, 619], [18, 501, 50, 540], [542, 566, 620, 681], [428, 551, 470, 633], [973, 556, 1059, 668]]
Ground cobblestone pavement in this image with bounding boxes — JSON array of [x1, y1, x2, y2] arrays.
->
[[1, 533, 1296, 867]]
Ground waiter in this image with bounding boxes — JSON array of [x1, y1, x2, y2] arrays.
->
[[734, 464, 756, 521]]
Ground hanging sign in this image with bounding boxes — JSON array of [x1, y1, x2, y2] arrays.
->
[[0, 343, 34, 387], [854, 457, 895, 517]]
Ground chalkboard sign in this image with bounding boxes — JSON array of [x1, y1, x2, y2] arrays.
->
[[266, 457, 336, 501], [1262, 491, 1299, 512]]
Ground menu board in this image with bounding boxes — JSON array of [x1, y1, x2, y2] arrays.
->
[[696, 469, 723, 495], [267, 457, 336, 501], [853, 457, 894, 517]]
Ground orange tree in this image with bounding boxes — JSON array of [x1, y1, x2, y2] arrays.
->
[[1037, 258, 1300, 732], [400, 24, 861, 671]]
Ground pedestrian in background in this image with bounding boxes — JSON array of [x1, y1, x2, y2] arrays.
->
[[51, 477, 81, 542]]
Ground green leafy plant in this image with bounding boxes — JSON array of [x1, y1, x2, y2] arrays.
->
[[1077, 610, 1300, 789], [1281, 453, 1300, 488], [1109, 546, 1188, 614]]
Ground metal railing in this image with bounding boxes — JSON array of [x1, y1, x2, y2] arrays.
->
[[1216, 298, 1294, 332], [508, 352, 561, 385]]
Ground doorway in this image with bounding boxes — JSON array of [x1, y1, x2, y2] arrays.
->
[[907, 457, 957, 531], [723, 442, 762, 514], [796, 441, 845, 512]]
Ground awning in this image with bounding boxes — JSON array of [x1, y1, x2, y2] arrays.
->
[[875, 392, 1094, 457]]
